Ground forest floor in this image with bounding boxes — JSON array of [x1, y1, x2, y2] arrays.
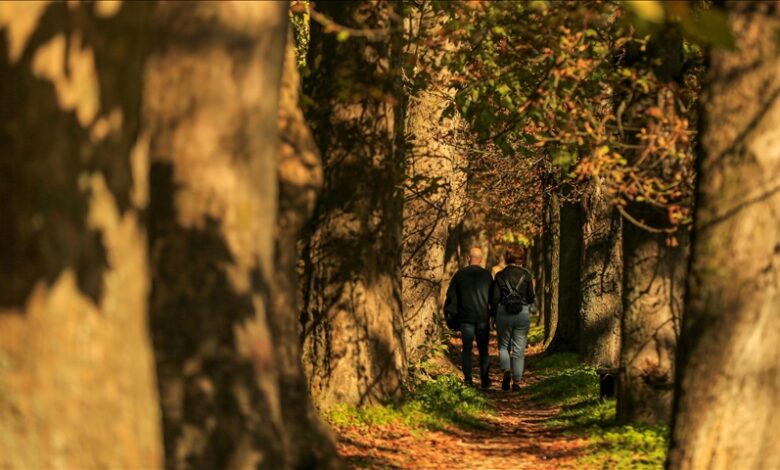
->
[[327, 323, 668, 469]]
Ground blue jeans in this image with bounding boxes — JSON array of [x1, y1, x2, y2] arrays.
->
[[496, 305, 531, 382], [460, 322, 490, 384]]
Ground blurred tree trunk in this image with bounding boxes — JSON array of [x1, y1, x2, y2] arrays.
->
[[543, 192, 560, 347], [530, 236, 545, 326], [0, 2, 161, 467], [548, 190, 581, 352], [579, 179, 622, 368], [300, 0, 407, 408], [271, 31, 342, 468], [144, 3, 297, 468], [669, 3, 780, 468], [617, 204, 687, 425]]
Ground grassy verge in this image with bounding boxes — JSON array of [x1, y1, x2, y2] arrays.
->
[[526, 353, 669, 469], [325, 370, 493, 434]]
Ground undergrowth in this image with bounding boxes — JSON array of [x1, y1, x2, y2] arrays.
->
[[526, 352, 669, 469], [527, 322, 545, 346], [325, 368, 492, 434]]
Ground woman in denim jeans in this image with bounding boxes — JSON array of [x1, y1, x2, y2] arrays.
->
[[490, 246, 535, 391]]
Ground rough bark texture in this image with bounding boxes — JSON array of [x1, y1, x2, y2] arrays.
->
[[617, 205, 687, 425], [272, 32, 342, 468], [579, 180, 622, 368], [543, 193, 560, 347], [669, 3, 780, 468], [549, 193, 581, 352], [440, 150, 472, 302], [301, 1, 407, 408], [0, 2, 162, 467], [401, 20, 459, 359], [144, 3, 291, 467]]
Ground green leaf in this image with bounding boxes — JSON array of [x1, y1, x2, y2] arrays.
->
[[336, 30, 350, 42]]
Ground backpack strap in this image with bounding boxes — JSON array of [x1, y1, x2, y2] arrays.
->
[[502, 271, 526, 297]]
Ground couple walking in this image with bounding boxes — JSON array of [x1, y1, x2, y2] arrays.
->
[[444, 245, 535, 391]]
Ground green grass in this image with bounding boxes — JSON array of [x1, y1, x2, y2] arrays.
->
[[325, 373, 493, 433], [526, 352, 669, 469], [527, 323, 545, 346]]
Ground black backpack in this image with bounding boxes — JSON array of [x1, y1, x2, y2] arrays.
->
[[501, 273, 528, 314]]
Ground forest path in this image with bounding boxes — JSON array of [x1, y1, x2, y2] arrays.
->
[[335, 332, 589, 469]]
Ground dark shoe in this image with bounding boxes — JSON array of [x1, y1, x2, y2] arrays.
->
[[501, 371, 511, 391], [481, 378, 492, 390], [464, 378, 475, 388], [512, 383, 521, 392]]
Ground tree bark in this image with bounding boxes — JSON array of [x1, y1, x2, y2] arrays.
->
[[300, 1, 407, 408], [400, 10, 460, 360], [543, 192, 560, 347], [669, 3, 780, 468], [617, 204, 687, 425], [579, 179, 622, 368], [272, 31, 342, 468], [144, 3, 293, 467], [0, 2, 161, 467], [548, 192, 582, 352], [531, 236, 545, 326]]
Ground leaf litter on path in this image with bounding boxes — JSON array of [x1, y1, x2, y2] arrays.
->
[[332, 332, 590, 469]]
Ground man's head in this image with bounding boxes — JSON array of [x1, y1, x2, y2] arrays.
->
[[467, 247, 483, 266]]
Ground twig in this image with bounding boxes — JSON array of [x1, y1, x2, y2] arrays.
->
[[309, 8, 397, 42], [616, 204, 677, 234]]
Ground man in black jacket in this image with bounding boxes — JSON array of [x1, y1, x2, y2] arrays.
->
[[444, 247, 493, 388]]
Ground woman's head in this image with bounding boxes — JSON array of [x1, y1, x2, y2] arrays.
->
[[504, 245, 525, 265]]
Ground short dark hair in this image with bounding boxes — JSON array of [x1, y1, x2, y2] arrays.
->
[[505, 245, 525, 265]]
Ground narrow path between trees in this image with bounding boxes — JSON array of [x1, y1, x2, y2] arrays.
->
[[333, 333, 590, 469]]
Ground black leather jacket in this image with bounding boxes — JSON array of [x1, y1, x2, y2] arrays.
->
[[444, 265, 493, 324], [490, 265, 535, 317]]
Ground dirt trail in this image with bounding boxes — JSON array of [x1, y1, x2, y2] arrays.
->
[[335, 333, 590, 469]]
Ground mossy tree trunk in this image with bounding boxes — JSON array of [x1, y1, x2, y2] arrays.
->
[[0, 2, 161, 467], [144, 3, 300, 467], [669, 3, 780, 468], [300, 0, 407, 408]]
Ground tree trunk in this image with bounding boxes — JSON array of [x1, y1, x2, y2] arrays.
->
[[300, 1, 407, 408], [144, 3, 293, 467], [531, 236, 545, 326], [669, 4, 780, 468], [579, 179, 622, 368], [400, 12, 459, 360], [543, 192, 560, 347], [0, 2, 161, 467], [271, 31, 342, 468], [548, 192, 581, 352], [617, 205, 687, 425]]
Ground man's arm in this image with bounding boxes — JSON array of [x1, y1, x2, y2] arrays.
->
[[444, 276, 458, 320], [526, 273, 536, 305]]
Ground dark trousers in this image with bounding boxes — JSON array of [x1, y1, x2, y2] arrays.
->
[[460, 322, 490, 384]]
